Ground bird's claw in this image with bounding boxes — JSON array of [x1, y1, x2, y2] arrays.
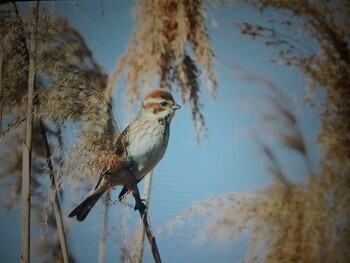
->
[[126, 158, 133, 170], [134, 199, 146, 211]]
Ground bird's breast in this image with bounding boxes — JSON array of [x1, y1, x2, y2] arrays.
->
[[127, 121, 169, 181]]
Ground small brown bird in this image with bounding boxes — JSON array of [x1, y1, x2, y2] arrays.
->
[[68, 89, 180, 221]]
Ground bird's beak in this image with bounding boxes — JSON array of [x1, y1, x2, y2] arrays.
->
[[172, 103, 181, 110]]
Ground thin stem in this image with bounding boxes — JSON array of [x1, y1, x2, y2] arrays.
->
[[135, 171, 153, 263], [40, 122, 70, 263], [133, 185, 161, 263], [0, 37, 3, 137], [21, 2, 39, 263], [98, 192, 110, 263]]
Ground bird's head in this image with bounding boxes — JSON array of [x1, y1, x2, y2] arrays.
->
[[139, 89, 181, 121]]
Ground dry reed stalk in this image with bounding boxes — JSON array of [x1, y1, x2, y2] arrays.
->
[[134, 188, 162, 263], [98, 192, 110, 263], [0, 3, 119, 261], [39, 122, 70, 263], [0, 37, 3, 137], [134, 171, 153, 263], [21, 2, 39, 263]]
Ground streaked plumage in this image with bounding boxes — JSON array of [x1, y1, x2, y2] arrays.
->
[[68, 89, 180, 221]]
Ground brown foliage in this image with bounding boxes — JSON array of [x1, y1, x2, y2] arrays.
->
[[237, 1, 350, 261], [107, 0, 217, 141], [165, 80, 336, 262], [0, 3, 118, 181], [0, 3, 118, 262]]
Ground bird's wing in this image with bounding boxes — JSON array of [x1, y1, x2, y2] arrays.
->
[[114, 125, 130, 156], [93, 170, 107, 191]]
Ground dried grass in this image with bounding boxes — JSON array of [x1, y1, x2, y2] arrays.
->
[[166, 61, 349, 261], [0, 4, 29, 111], [0, 4, 119, 261], [35, 74, 122, 181], [1, 3, 120, 183], [165, 92, 333, 261], [237, 1, 350, 261], [2, 0, 348, 262], [166, 1, 350, 262], [107, 0, 217, 141]]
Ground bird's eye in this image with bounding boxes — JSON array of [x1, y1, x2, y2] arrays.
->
[[160, 101, 168, 106]]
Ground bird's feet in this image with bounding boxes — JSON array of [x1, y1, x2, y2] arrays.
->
[[126, 157, 133, 171], [134, 199, 146, 212]]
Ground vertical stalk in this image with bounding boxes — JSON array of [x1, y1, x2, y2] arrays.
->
[[137, 202, 161, 263], [98, 192, 110, 263], [39, 122, 70, 263], [21, 2, 39, 263], [0, 37, 3, 137], [135, 171, 153, 263], [132, 179, 161, 263]]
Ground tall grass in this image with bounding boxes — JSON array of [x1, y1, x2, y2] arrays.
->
[[166, 1, 350, 262], [0, 2, 110, 261], [164, 76, 329, 262], [0, 1, 217, 262], [21, 2, 39, 262], [237, 1, 350, 260], [0, 29, 3, 137], [107, 0, 217, 141]]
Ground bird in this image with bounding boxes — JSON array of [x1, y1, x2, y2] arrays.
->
[[68, 89, 181, 221]]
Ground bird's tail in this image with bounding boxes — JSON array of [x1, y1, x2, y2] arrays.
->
[[68, 192, 104, 221]]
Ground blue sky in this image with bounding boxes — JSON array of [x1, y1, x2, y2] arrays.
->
[[0, 1, 321, 262]]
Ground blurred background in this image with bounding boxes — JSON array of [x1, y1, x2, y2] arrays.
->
[[1, 1, 348, 262]]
